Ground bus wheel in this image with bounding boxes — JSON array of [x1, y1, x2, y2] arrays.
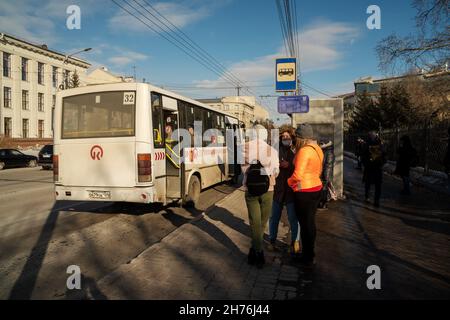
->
[[185, 175, 200, 207]]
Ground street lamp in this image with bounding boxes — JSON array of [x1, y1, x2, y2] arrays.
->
[[63, 47, 92, 64], [60, 48, 92, 90]]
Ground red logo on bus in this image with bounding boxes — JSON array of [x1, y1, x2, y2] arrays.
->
[[90, 145, 103, 160]]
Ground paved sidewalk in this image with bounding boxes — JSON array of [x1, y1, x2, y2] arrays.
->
[[90, 188, 304, 300], [77, 157, 450, 300]]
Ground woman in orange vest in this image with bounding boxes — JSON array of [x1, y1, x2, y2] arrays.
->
[[288, 123, 324, 266]]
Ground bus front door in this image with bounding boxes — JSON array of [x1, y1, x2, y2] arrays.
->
[[163, 110, 181, 200]]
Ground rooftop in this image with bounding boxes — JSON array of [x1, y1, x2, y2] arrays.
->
[[0, 32, 91, 69]]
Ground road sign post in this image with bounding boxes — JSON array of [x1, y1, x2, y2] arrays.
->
[[275, 58, 297, 92], [277, 95, 309, 113]]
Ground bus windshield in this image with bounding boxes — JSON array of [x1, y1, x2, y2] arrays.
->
[[62, 91, 135, 139]]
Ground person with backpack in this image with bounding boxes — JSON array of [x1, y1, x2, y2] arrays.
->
[[268, 125, 301, 256], [242, 124, 279, 268], [287, 123, 324, 267], [361, 131, 387, 207], [318, 139, 335, 209], [394, 135, 417, 195]]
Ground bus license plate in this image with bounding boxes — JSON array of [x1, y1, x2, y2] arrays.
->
[[88, 191, 111, 200]]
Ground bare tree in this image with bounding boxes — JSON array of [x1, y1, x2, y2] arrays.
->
[[377, 0, 449, 72]]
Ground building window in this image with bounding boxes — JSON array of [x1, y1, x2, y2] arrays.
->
[[3, 87, 11, 108], [3, 52, 11, 78], [22, 90, 29, 110], [4, 117, 12, 137], [38, 62, 44, 85], [22, 119, 29, 138], [38, 93, 44, 112], [38, 120, 44, 138], [52, 66, 58, 88], [21, 57, 28, 81]]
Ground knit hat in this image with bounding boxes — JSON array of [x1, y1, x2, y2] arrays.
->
[[295, 123, 314, 139]]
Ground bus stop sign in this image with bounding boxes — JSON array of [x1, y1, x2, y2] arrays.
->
[[276, 58, 297, 92], [277, 95, 309, 113]]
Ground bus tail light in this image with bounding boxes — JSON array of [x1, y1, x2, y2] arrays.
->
[[138, 153, 151, 182], [53, 155, 59, 181]]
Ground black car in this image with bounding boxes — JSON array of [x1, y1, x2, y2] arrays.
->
[[38, 144, 53, 170], [0, 149, 38, 170]]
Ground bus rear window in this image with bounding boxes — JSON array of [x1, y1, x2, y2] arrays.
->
[[62, 91, 135, 139]]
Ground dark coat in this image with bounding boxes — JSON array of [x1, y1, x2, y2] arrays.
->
[[273, 145, 295, 203], [362, 138, 386, 184], [395, 145, 417, 177], [321, 142, 335, 185]]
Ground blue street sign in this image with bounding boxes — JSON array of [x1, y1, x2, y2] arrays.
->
[[275, 58, 297, 92], [277, 95, 309, 113]]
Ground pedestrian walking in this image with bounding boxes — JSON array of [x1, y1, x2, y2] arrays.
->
[[287, 123, 324, 267], [318, 139, 335, 209], [268, 125, 301, 256], [361, 131, 386, 207], [394, 135, 417, 195], [444, 127, 450, 190], [242, 124, 279, 268]]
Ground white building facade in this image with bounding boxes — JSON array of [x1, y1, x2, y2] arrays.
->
[[0, 33, 90, 139], [198, 96, 269, 127]]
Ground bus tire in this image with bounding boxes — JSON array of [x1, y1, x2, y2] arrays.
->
[[185, 175, 200, 207]]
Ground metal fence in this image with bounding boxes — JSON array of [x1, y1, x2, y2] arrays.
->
[[344, 122, 450, 173]]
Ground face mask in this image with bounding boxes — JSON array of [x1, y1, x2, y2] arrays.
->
[[282, 139, 292, 147]]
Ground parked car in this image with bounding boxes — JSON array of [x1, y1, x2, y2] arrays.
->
[[38, 144, 53, 170], [0, 149, 38, 170]]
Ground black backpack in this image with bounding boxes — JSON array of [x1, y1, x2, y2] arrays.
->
[[246, 161, 270, 196]]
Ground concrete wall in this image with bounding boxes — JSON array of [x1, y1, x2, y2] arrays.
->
[[291, 98, 344, 198]]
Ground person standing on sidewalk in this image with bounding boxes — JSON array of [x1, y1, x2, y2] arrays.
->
[[288, 124, 324, 266], [444, 127, 450, 190], [318, 139, 335, 210], [268, 125, 301, 256], [361, 131, 387, 207], [242, 124, 279, 268], [394, 135, 417, 195], [355, 137, 365, 169]]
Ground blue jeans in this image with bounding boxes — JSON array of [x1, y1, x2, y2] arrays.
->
[[269, 200, 300, 242]]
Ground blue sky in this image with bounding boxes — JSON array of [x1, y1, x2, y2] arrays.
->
[[0, 0, 419, 123]]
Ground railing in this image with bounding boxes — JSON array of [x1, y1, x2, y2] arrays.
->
[[344, 122, 450, 174]]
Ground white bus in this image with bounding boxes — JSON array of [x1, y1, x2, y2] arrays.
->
[[53, 82, 244, 206]]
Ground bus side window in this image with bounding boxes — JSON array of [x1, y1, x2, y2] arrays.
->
[[202, 109, 213, 147], [151, 93, 164, 148]]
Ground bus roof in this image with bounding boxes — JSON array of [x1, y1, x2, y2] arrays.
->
[[58, 82, 240, 122]]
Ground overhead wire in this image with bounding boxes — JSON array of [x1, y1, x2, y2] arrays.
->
[[112, 0, 264, 100], [133, 0, 245, 90]]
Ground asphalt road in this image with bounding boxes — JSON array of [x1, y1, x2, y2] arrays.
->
[[0, 167, 237, 299]]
